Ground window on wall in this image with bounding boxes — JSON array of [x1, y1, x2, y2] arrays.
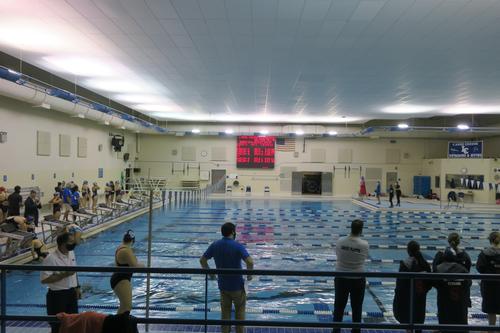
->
[[445, 174, 484, 190], [98, 168, 104, 179], [435, 176, 440, 188]]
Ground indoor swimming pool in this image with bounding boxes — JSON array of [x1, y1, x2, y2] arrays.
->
[[6, 199, 498, 326]]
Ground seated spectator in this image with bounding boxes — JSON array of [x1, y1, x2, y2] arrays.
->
[[433, 248, 471, 333], [24, 190, 42, 227], [476, 231, 500, 327], [0, 187, 8, 222], [6, 215, 34, 232], [393, 241, 432, 333], [7, 185, 22, 217], [31, 233, 48, 260]]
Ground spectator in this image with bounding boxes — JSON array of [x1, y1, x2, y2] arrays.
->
[[81, 181, 90, 209], [333, 219, 369, 333], [388, 184, 394, 208], [114, 181, 122, 202], [395, 182, 402, 207], [393, 241, 432, 333], [433, 233, 471, 272], [41, 233, 80, 333], [109, 180, 115, 203], [24, 190, 42, 227], [62, 184, 73, 221], [31, 233, 48, 261], [48, 192, 63, 220], [359, 176, 367, 201], [200, 222, 254, 333], [433, 248, 471, 333], [375, 181, 381, 204], [91, 182, 99, 213], [0, 187, 8, 222], [476, 231, 500, 326], [110, 230, 143, 314], [7, 185, 22, 217]]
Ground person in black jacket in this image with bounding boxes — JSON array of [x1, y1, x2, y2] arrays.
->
[[433, 247, 471, 333], [388, 184, 395, 208], [24, 190, 42, 227], [476, 231, 500, 326], [433, 233, 472, 272], [7, 185, 22, 217], [393, 241, 432, 333]]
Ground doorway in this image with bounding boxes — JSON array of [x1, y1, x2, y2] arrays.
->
[[302, 172, 322, 195], [386, 172, 398, 191], [211, 169, 226, 194]]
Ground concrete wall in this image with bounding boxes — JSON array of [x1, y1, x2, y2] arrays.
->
[[135, 134, 450, 197], [0, 96, 136, 203]]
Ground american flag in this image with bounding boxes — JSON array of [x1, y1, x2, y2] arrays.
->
[[276, 137, 296, 152]]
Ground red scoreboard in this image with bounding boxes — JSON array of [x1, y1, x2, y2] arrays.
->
[[237, 136, 275, 169]]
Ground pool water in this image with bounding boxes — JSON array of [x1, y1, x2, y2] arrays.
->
[[6, 199, 498, 325]]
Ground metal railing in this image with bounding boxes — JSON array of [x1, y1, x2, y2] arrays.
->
[[0, 265, 499, 333]]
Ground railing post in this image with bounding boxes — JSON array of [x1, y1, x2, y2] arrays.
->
[[204, 273, 208, 333], [409, 277, 414, 333], [1, 268, 6, 333]]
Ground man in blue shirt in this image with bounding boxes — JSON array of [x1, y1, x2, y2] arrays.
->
[[200, 222, 254, 333]]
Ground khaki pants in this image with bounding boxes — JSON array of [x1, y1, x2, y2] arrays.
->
[[220, 289, 246, 333]]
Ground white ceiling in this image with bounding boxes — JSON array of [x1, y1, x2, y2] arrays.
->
[[2, 0, 500, 124]]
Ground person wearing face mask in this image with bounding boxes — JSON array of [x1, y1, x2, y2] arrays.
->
[[110, 230, 143, 314], [41, 233, 80, 333], [200, 222, 254, 333], [476, 231, 500, 327]]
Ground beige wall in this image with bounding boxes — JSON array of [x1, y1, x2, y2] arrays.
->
[[0, 96, 136, 203], [136, 134, 449, 196]]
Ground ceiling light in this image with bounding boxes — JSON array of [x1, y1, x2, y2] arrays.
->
[[192, 128, 201, 134], [42, 56, 118, 77], [382, 105, 436, 114], [260, 129, 269, 135], [397, 123, 409, 129], [457, 124, 469, 130], [133, 104, 182, 112], [85, 79, 147, 93], [103, 121, 110, 126], [328, 131, 338, 136], [225, 129, 234, 134], [77, 114, 85, 119], [7, 69, 19, 75], [295, 129, 304, 135], [442, 105, 500, 115], [120, 126, 126, 130]]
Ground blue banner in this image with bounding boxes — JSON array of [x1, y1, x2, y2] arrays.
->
[[448, 141, 483, 158]]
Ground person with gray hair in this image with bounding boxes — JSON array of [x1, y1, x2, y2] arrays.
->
[[333, 219, 369, 333]]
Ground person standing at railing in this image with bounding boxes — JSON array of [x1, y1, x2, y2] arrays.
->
[[476, 231, 500, 327], [110, 230, 144, 314], [200, 222, 254, 333], [433, 248, 471, 333], [41, 233, 80, 333], [393, 241, 432, 333], [333, 219, 369, 333], [7, 185, 22, 217]]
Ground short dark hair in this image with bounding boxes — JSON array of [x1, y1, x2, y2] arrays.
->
[[30, 190, 37, 195], [14, 186, 21, 193], [57, 233, 70, 247], [221, 222, 236, 237], [351, 219, 364, 236], [489, 231, 500, 245]]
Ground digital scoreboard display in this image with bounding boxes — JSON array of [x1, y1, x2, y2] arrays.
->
[[237, 136, 275, 169]]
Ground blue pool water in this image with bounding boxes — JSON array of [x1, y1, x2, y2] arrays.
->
[[6, 199, 498, 325]]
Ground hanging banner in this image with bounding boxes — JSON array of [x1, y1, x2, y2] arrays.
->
[[448, 141, 483, 158]]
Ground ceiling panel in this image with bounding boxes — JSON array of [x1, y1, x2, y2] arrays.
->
[[3, 0, 500, 124]]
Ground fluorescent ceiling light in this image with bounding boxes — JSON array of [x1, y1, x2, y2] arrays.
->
[[115, 94, 166, 104], [442, 105, 500, 115], [382, 105, 436, 114], [120, 126, 126, 130], [103, 121, 110, 126], [225, 129, 234, 134], [397, 123, 409, 129], [133, 104, 182, 112], [295, 129, 304, 135], [260, 129, 269, 135], [328, 131, 338, 136], [457, 124, 469, 130], [77, 114, 85, 119], [7, 69, 19, 75], [42, 56, 118, 77], [85, 79, 147, 93], [192, 128, 201, 134]]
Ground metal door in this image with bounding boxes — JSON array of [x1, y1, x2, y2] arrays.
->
[[211, 169, 226, 193], [322, 172, 333, 195], [291, 172, 302, 195]]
